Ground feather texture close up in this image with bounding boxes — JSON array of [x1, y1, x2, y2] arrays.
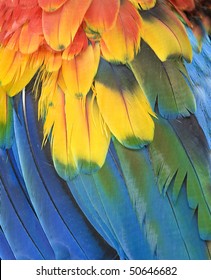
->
[[0, 0, 211, 260]]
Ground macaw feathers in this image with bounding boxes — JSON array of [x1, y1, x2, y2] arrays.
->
[[0, 47, 43, 97], [0, 0, 211, 260], [39, 80, 111, 179], [0, 0, 208, 182], [0, 148, 55, 259], [113, 140, 210, 259], [6, 91, 116, 259]]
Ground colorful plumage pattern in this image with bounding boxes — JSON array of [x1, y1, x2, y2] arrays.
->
[[0, 0, 211, 260]]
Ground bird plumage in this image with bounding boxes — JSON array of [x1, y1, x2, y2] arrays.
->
[[0, 0, 211, 260]]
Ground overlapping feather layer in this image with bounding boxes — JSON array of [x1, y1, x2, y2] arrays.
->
[[0, 0, 194, 179], [0, 0, 211, 260]]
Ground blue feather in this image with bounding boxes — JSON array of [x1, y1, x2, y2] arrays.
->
[[68, 175, 122, 256], [0, 148, 55, 259]]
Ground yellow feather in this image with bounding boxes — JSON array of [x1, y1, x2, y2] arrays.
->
[[0, 48, 17, 84], [100, 0, 142, 63], [140, 3, 192, 62], [40, 84, 78, 180], [62, 44, 100, 97], [95, 62, 155, 149], [0, 49, 44, 97], [66, 93, 111, 173]]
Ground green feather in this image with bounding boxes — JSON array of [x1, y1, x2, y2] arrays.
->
[[129, 42, 196, 118], [149, 116, 211, 240]]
